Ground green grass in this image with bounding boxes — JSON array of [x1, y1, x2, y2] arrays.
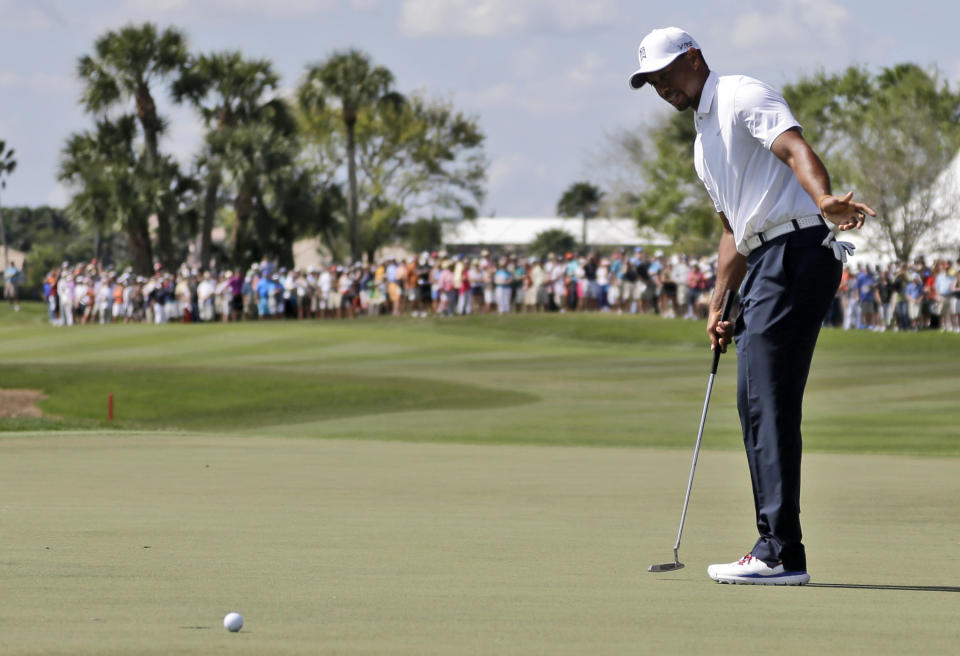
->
[[1, 302, 959, 654], [0, 435, 958, 656], [2, 301, 959, 455], [0, 363, 533, 432]]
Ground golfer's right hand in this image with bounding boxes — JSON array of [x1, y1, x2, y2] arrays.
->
[[820, 191, 876, 231], [707, 312, 733, 353]]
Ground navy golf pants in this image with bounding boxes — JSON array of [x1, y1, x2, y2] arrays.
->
[[734, 223, 841, 572]]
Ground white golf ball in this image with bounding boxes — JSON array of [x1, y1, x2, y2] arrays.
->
[[223, 612, 244, 632]]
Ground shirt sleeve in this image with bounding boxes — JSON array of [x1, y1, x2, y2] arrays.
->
[[733, 77, 801, 150]]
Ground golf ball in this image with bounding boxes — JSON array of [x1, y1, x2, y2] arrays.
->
[[223, 612, 244, 632]]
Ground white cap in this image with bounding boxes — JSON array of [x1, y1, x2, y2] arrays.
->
[[628, 27, 700, 89]]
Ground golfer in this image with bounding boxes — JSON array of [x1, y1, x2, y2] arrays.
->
[[630, 27, 875, 585]]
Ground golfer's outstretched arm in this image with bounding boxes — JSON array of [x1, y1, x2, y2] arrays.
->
[[771, 127, 875, 230], [708, 213, 746, 353]]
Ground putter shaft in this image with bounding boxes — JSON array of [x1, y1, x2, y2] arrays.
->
[[649, 289, 733, 573]]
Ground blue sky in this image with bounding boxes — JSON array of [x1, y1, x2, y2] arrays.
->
[[0, 0, 957, 217]]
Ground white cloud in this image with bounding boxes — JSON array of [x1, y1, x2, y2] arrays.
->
[[730, 0, 851, 51], [488, 153, 528, 190], [119, 0, 338, 19], [510, 47, 548, 80], [0, 71, 76, 95], [457, 50, 613, 117], [486, 152, 551, 214], [0, 0, 62, 31], [348, 0, 382, 10], [568, 52, 604, 85], [400, 0, 618, 38]]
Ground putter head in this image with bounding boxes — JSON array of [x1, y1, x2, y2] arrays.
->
[[648, 561, 685, 572], [649, 547, 685, 573]]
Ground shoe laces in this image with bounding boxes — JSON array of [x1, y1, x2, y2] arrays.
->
[[737, 554, 755, 565]]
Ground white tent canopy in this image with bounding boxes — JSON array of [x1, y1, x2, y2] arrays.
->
[[442, 217, 671, 250], [842, 150, 960, 265]]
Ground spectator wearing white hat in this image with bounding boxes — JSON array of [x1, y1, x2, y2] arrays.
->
[[529, 257, 546, 312], [493, 257, 512, 314], [468, 259, 484, 314], [482, 257, 495, 314], [456, 260, 474, 315], [671, 255, 691, 318], [198, 271, 216, 322], [58, 273, 75, 326], [112, 274, 128, 322], [933, 260, 956, 332], [94, 274, 113, 323], [317, 266, 332, 318], [951, 261, 960, 332]]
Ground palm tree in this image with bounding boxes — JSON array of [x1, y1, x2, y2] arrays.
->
[[60, 117, 154, 274], [77, 22, 188, 271], [0, 141, 16, 274], [298, 50, 402, 264], [174, 51, 284, 269], [220, 121, 296, 264], [557, 181, 604, 250]]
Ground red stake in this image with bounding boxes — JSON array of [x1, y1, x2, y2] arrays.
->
[[108, 393, 114, 421]]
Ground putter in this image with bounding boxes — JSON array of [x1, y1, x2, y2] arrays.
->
[[649, 289, 734, 573]]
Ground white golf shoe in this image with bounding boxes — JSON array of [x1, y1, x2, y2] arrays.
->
[[707, 553, 810, 586]]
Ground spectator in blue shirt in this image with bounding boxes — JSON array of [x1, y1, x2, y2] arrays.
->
[[256, 273, 273, 319], [856, 265, 878, 330], [905, 274, 924, 331]]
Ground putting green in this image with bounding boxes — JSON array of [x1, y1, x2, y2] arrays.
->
[[1, 434, 957, 655]]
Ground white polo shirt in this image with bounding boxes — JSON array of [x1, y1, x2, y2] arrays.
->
[[693, 71, 819, 255]]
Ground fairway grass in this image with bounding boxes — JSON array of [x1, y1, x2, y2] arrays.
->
[[2, 305, 960, 455], [0, 435, 958, 655]]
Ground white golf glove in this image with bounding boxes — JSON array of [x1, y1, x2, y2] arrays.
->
[[821, 233, 856, 263]]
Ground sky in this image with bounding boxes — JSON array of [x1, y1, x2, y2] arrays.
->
[[0, 0, 958, 218]]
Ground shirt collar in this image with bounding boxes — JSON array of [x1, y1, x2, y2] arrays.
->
[[696, 70, 719, 116]]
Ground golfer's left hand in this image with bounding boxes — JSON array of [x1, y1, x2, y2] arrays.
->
[[820, 191, 876, 231]]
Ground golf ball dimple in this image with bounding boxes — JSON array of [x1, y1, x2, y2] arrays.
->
[[223, 612, 243, 632]]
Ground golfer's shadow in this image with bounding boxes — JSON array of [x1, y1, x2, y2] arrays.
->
[[807, 583, 960, 593]]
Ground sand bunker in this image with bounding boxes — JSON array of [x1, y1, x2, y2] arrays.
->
[[0, 389, 46, 418]]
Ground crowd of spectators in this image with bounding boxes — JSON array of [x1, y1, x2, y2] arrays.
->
[[23, 249, 960, 333], [833, 258, 960, 332]]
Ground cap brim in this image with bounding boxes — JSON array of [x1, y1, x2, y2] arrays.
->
[[629, 71, 647, 89], [628, 52, 685, 90]]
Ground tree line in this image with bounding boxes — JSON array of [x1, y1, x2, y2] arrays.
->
[[5, 35, 958, 291], [52, 22, 486, 276]]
